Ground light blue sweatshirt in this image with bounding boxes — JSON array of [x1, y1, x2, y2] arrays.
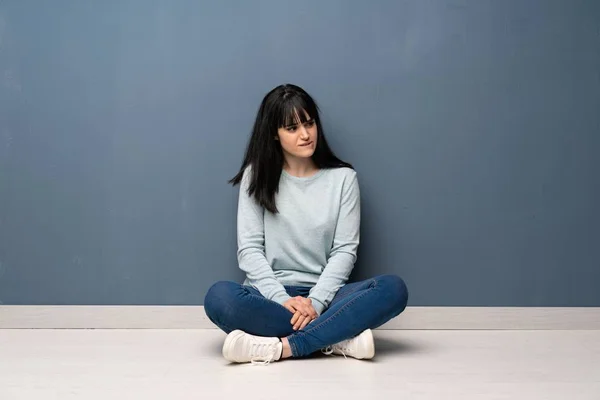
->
[[237, 165, 361, 315]]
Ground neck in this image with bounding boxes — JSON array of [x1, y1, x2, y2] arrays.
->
[[283, 157, 318, 178]]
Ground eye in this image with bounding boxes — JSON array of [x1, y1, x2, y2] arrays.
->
[[304, 120, 315, 128], [286, 126, 297, 132]]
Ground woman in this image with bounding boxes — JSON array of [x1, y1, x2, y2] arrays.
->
[[204, 84, 408, 364]]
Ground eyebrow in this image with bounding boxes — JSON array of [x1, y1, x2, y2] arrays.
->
[[285, 118, 314, 129]]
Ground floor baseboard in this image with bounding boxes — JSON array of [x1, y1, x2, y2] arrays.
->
[[1, 306, 599, 330]]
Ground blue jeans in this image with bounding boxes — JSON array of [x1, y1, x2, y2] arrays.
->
[[204, 274, 408, 357]]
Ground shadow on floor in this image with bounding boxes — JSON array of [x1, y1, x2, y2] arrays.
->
[[373, 335, 426, 356]]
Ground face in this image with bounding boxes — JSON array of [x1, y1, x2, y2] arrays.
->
[[276, 110, 318, 160]]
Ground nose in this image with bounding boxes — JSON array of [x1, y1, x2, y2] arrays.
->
[[299, 125, 310, 139]]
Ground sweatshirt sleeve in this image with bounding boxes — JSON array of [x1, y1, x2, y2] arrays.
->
[[308, 171, 361, 315], [236, 166, 291, 305]]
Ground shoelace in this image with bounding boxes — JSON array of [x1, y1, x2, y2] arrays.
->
[[250, 342, 279, 366], [321, 343, 348, 359]]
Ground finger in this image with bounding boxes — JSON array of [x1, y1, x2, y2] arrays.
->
[[298, 316, 311, 330], [298, 304, 312, 317], [291, 311, 300, 325], [295, 298, 311, 316], [293, 314, 304, 330], [302, 304, 316, 319], [301, 299, 316, 317], [291, 311, 301, 325], [294, 315, 308, 331], [284, 304, 296, 314]]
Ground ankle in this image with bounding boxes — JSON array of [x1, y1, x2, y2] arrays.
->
[[280, 337, 293, 359]]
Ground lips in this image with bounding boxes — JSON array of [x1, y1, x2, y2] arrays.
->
[[300, 141, 313, 147]]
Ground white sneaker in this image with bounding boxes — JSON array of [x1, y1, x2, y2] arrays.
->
[[322, 329, 375, 360], [222, 330, 283, 365]]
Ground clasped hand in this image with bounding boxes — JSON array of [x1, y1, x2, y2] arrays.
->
[[283, 296, 318, 331]]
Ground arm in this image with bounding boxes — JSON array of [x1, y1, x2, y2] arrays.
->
[[236, 167, 291, 305], [308, 171, 361, 315]]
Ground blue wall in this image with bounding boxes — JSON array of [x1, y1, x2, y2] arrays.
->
[[0, 0, 598, 306]]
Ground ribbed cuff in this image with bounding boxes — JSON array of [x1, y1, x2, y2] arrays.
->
[[271, 291, 292, 305], [308, 297, 326, 315]]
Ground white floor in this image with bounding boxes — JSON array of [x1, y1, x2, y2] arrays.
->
[[0, 329, 599, 400]]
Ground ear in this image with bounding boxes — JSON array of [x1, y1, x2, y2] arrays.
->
[[274, 136, 279, 141]]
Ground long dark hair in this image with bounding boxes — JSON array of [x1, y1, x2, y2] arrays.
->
[[229, 84, 353, 214]]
